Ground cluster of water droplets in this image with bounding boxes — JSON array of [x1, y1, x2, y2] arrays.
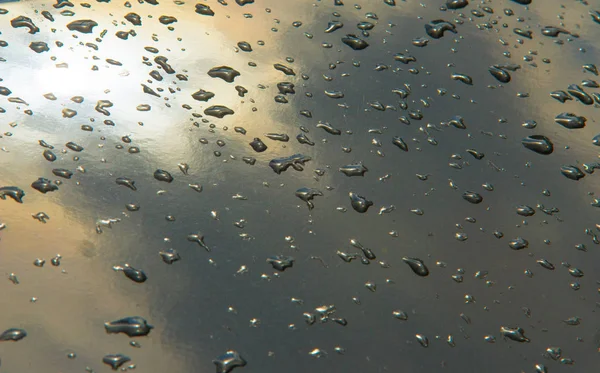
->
[[0, 0, 599, 371]]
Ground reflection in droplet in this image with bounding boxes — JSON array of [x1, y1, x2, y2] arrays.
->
[[522, 135, 553, 155], [104, 317, 153, 337], [402, 257, 429, 277], [102, 354, 131, 370], [0, 328, 27, 342], [500, 326, 530, 342], [213, 351, 247, 373], [349, 192, 373, 213], [66, 19, 98, 33]]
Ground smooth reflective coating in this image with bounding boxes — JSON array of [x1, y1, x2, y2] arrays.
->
[[0, 0, 599, 372]]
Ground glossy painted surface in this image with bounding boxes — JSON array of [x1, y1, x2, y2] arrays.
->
[[0, 0, 599, 371]]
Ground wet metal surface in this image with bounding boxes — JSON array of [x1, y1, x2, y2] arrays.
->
[[0, 0, 599, 372]]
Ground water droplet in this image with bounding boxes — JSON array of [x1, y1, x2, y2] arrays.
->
[[555, 113, 586, 129], [500, 326, 530, 342], [563, 316, 580, 325], [66, 19, 98, 33], [249, 138, 268, 152], [392, 137, 408, 151], [154, 169, 173, 183], [266, 256, 295, 271], [31, 178, 58, 194], [545, 347, 562, 360], [392, 310, 408, 320], [339, 163, 368, 177], [104, 317, 153, 337], [0, 328, 26, 341], [195, 3, 215, 16], [509, 237, 528, 250], [116, 177, 137, 191], [415, 334, 429, 347], [273, 63, 295, 76], [115, 264, 147, 283], [11, 15, 39, 34], [536, 259, 555, 270], [516, 205, 535, 216], [522, 135, 553, 155], [213, 351, 247, 373], [269, 154, 311, 174], [462, 191, 483, 204], [295, 188, 323, 210], [159, 15, 177, 25], [65, 142, 83, 152], [402, 257, 429, 276], [208, 66, 240, 83], [102, 354, 131, 370], [451, 73, 473, 85], [446, 0, 469, 9], [560, 165, 585, 181], [425, 20, 456, 39], [365, 281, 376, 292], [0, 186, 25, 203], [124, 12, 141, 25], [349, 192, 373, 213], [29, 41, 49, 53], [342, 34, 369, 50], [204, 105, 234, 118], [567, 84, 593, 105], [237, 41, 252, 52]]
